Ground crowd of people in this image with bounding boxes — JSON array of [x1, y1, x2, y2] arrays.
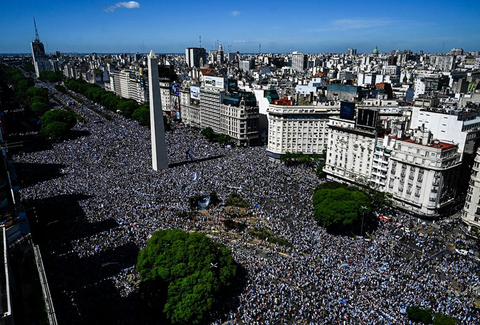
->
[[13, 94, 480, 324]]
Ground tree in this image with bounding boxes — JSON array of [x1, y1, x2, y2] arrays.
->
[[41, 109, 77, 129], [40, 121, 69, 140], [137, 229, 237, 325], [201, 127, 215, 141], [132, 106, 150, 126], [312, 183, 371, 230], [433, 313, 457, 325], [406, 306, 432, 324], [30, 101, 50, 117], [117, 100, 139, 118], [216, 134, 231, 144], [371, 191, 393, 210], [225, 192, 249, 208], [39, 71, 63, 82], [17, 78, 35, 93]]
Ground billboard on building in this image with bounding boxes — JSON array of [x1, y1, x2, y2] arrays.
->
[[171, 83, 181, 96], [356, 108, 378, 128], [340, 101, 355, 120], [227, 78, 238, 93], [190, 86, 200, 100], [204, 76, 225, 89]]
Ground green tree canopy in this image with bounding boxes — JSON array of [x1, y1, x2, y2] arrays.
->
[[26, 86, 49, 100], [132, 106, 150, 126], [137, 229, 237, 325], [117, 99, 139, 118], [39, 71, 63, 82], [39, 121, 69, 140], [17, 78, 35, 93], [201, 127, 215, 140], [30, 101, 50, 117], [216, 134, 231, 144], [41, 109, 77, 129], [433, 313, 457, 325], [407, 306, 432, 324], [312, 183, 371, 230]]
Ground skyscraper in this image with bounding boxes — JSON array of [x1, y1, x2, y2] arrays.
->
[[185, 47, 207, 68], [148, 50, 169, 171], [30, 18, 51, 78], [292, 51, 308, 72]]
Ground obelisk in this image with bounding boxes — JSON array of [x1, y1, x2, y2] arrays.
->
[[148, 50, 168, 170]]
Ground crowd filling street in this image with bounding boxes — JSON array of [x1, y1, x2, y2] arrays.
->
[[12, 95, 480, 324]]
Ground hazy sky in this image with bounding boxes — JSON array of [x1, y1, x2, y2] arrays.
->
[[1, 0, 479, 54]]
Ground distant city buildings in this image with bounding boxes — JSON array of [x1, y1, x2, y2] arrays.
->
[[17, 35, 480, 228]]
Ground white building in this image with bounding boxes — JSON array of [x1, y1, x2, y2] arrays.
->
[[267, 104, 337, 158], [323, 116, 377, 185], [462, 147, 480, 232], [111, 69, 148, 103], [385, 127, 461, 217], [292, 52, 308, 72], [323, 107, 460, 217], [295, 77, 327, 97], [410, 107, 480, 155]]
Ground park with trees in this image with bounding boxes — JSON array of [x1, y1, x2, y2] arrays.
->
[[136, 229, 237, 324], [312, 182, 392, 234]]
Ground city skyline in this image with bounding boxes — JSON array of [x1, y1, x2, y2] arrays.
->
[[1, 0, 480, 55]]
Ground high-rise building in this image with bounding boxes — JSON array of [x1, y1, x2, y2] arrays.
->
[[111, 69, 148, 103], [148, 50, 168, 171], [185, 47, 207, 68], [292, 52, 308, 72], [30, 18, 51, 78]]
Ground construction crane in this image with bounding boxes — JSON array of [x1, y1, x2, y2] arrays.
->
[[33, 17, 40, 41]]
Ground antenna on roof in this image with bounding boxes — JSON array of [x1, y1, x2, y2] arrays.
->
[[199, 36, 201, 48], [259, 43, 261, 54], [33, 17, 40, 41]]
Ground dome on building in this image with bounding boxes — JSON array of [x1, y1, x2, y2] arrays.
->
[[373, 46, 379, 55]]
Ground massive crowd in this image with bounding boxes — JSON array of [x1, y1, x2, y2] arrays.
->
[[13, 94, 480, 324]]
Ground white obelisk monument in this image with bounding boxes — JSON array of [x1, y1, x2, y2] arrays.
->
[[148, 50, 168, 170]]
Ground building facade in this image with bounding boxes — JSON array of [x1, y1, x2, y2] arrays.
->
[[267, 104, 338, 158], [111, 69, 148, 103], [385, 128, 461, 217], [323, 116, 377, 185], [463, 147, 480, 232], [185, 47, 207, 68], [292, 52, 308, 72], [220, 92, 259, 146]]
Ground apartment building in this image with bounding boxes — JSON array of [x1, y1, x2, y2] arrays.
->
[[111, 69, 148, 103], [385, 127, 461, 217], [323, 115, 377, 185], [323, 104, 460, 217], [220, 92, 259, 146], [410, 106, 480, 155], [462, 147, 480, 232]]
